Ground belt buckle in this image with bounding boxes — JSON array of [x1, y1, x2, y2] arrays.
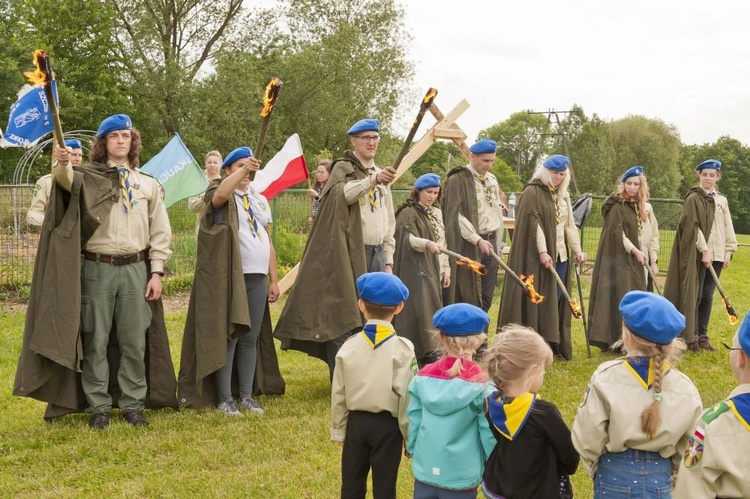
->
[[111, 254, 131, 264]]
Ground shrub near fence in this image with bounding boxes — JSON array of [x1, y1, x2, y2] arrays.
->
[[0, 185, 683, 298]]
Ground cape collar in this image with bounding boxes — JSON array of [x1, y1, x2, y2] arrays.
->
[[488, 391, 537, 441]]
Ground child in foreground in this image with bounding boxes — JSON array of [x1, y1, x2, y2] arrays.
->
[[330, 272, 418, 499], [406, 303, 496, 498], [572, 291, 702, 498], [482, 324, 579, 499], [674, 312, 750, 498]]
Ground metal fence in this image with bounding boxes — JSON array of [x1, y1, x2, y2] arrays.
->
[[0, 185, 684, 295]]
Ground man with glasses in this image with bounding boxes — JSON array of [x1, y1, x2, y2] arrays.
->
[[276, 119, 398, 380]]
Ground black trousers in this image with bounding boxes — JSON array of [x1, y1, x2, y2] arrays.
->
[[696, 261, 723, 337], [478, 235, 499, 312], [341, 410, 402, 499]]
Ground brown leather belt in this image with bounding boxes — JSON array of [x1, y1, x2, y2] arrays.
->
[[82, 250, 146, 266], [479, 232, 497, 241]]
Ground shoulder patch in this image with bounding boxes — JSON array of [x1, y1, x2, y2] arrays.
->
[[683, 433, 705, 468], [701, 400, 731, 425]]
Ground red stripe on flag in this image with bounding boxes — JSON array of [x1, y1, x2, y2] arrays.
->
[[259, 155, 309, 199]]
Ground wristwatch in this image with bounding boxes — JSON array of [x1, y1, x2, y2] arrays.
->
[[151, 271, 164, 277]]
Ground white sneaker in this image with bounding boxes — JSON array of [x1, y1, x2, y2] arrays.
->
[[217, 400, 243, 416], [239, 397, 265, 415]]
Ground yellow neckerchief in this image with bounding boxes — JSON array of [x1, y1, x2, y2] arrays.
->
[[472, 173, 494, 204], [241, 193, 259, 238], [420, 202, 441, 238], [728, 393, 750, 431], [632, 201, 642, 234], [361, 322, 395, 349], [488, 391, 537, 441], [624, 356, 670, 390], [548, 185, 560, 223]]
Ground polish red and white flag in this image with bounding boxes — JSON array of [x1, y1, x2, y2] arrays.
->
[[251, 133, 309, 199]]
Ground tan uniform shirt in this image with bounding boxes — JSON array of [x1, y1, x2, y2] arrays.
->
[[408, 204, 450, 279], [572, 358, 703, 476], [458, 165, 504, 245], [674, 384, 750, 499], [695, 189, 738, 259], [53, 159, 172, 273], [621, 202, 659, 264], [344, 165, 397, 265], [535, 192, 582, 261], [330, 319, 417, 442], [27, 174, 53, 226]]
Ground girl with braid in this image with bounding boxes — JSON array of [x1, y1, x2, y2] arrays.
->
[[572, 291, 703, 498]]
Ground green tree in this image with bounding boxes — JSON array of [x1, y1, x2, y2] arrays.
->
[[567, 114, 616, 195], [479, 111, 549, 182]]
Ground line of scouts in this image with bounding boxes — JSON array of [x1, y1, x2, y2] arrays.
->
[[14, 114, 749, 497]]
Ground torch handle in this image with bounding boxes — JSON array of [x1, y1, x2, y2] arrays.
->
[[645, 264, 662, 295], [250, 119, 272, 181], [707, 264, 727, 298], [391, 88, 438, 172], [489, 250, 527, 290], [548, 265, 575, 304], [41, 54, 66, 149]]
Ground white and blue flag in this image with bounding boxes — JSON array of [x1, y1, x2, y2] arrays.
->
[[0, 81, 58, 148]]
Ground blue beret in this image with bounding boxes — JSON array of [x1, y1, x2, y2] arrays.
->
[[619, 291, 685, 345], [64, 139, 82, 149], [737, 313, 750, 356], [96, 114, 132, 137], [543, 155, 569, 171], [433, 303, 489, 336], [357, 272, 409, 306], [347, 119, 380, 136], [695, 159, 721, 171], [469, 139, 497, 155], [415, 173, 441, 190], [222, 146, 254, 169], [621, 165, 644, 182]]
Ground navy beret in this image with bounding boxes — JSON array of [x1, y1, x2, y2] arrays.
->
[[357, 272, 409, 306], [469, 139, 497, 155], [738, 312, 750, 356], [433, 303, 489, 336], [347, 119, 380, 136], [97, 114, 132, 137], [222, 146, 254, 169], [543, 155, 569, 171], [64, 139, 82, 149], [415, 173, 441, 190], [695, 159, 721, 171], [619, 291, 685, 345], [621, 165, 644, 182]]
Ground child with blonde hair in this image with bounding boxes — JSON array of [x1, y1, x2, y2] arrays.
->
[[406, 303, 496, 498], [482, 325, 579, 498], [572, 291, 702, 498]]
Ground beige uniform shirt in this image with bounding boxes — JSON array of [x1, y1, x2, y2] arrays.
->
[[695, 189, 738, 259], [572, 358, 703, 476], [458, 165, 504, 245], [535, 192, 582, 261], [27, 174, 53, 226], [331, 319, 417, 442], [408, 204, 450, 279], [344, 165, 396, 265], [674, 384, 750, 499], [53, 159, 172, 273], [639, 202, 659, 263]]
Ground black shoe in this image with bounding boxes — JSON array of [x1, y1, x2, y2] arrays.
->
[[89, 412, 110, 430], [123, 411, 149, 427]]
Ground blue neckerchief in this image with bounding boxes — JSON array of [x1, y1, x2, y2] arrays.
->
[[729, 393, 750, 431], [487, 391, 537, 441], [361, 323, 395, 349], [624, 356, 670, 390]]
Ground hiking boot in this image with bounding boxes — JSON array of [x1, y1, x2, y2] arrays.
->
[[123, 410, 149, 427], [89, 411, 110, 430], [687, 340, 701, 352], [239, 397, 265, 415], [217, 400, 243, 416], [698, 335, 716, 351]]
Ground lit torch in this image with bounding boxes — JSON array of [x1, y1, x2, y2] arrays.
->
[[440, 247, 487, 275], [490, 250, 545, 304], [24, 50, 65, 149], [548, 265, 582, 319], [392, 88, 438, 175], [707, 265, 739, 325], [251, 77, 283, 180]]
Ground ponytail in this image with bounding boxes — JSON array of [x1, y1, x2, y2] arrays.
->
[[641, 345, 666, 439]]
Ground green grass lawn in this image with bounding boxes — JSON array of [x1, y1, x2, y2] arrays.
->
[[2, 236, 749, 497]]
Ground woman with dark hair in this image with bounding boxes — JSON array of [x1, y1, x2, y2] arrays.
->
[[307, 159, 332, 222], [587, 166, 649, 351], [392, 173, 450, 367]]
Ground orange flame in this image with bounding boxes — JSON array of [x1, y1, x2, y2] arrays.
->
[[260, 77, 282, 117], [569, 300, 582, 319], [722, 296, 740, 325], [24, 50, 49, 86], [520, 274, 545, 304], [422, 87, 438, 105], [456, 257, 488, 276]]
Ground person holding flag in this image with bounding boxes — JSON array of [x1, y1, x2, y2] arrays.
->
[[27, 138, 84, 226]]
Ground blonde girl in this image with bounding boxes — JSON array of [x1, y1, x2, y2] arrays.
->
[[482, 325, 579, 499]]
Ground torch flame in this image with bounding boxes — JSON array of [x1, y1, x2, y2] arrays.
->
[[24, 50, 50, 86], [722, 296, 740, 325], [260, 77, 283, 117], [569, 300, 582, 319], [422, 87, 438, 105], [520, 274, 545, 304], [456, 257, 488, 276]]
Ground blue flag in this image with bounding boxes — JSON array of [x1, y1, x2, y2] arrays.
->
[[1, 81, 58, 148], [141, 133, 208, 208]]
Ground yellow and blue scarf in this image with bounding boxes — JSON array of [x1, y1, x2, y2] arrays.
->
[[488, 391, 537, 441], [624, 356, 670, 390], [729, 393, 750, 432], [361, 323, 395, 349]]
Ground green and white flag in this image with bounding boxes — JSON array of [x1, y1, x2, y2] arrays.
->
[[141, 133, 207, 208]]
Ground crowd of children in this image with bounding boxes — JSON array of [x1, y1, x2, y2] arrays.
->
[[331, 272, 750, 499]]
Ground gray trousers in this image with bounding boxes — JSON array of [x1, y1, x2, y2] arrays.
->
[[365, 244, 386, 272], [479, 236, 499, 312], [216, 273, 268, 402]]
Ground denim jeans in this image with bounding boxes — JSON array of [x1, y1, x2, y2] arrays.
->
[[594, 449, 672, 498]]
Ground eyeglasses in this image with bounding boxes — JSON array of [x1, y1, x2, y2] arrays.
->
[[355, 135, 380, 143], [722, 342, 744, 351]]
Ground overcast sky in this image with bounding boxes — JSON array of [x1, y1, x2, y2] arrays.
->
[[402, 0, 750, 147]]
